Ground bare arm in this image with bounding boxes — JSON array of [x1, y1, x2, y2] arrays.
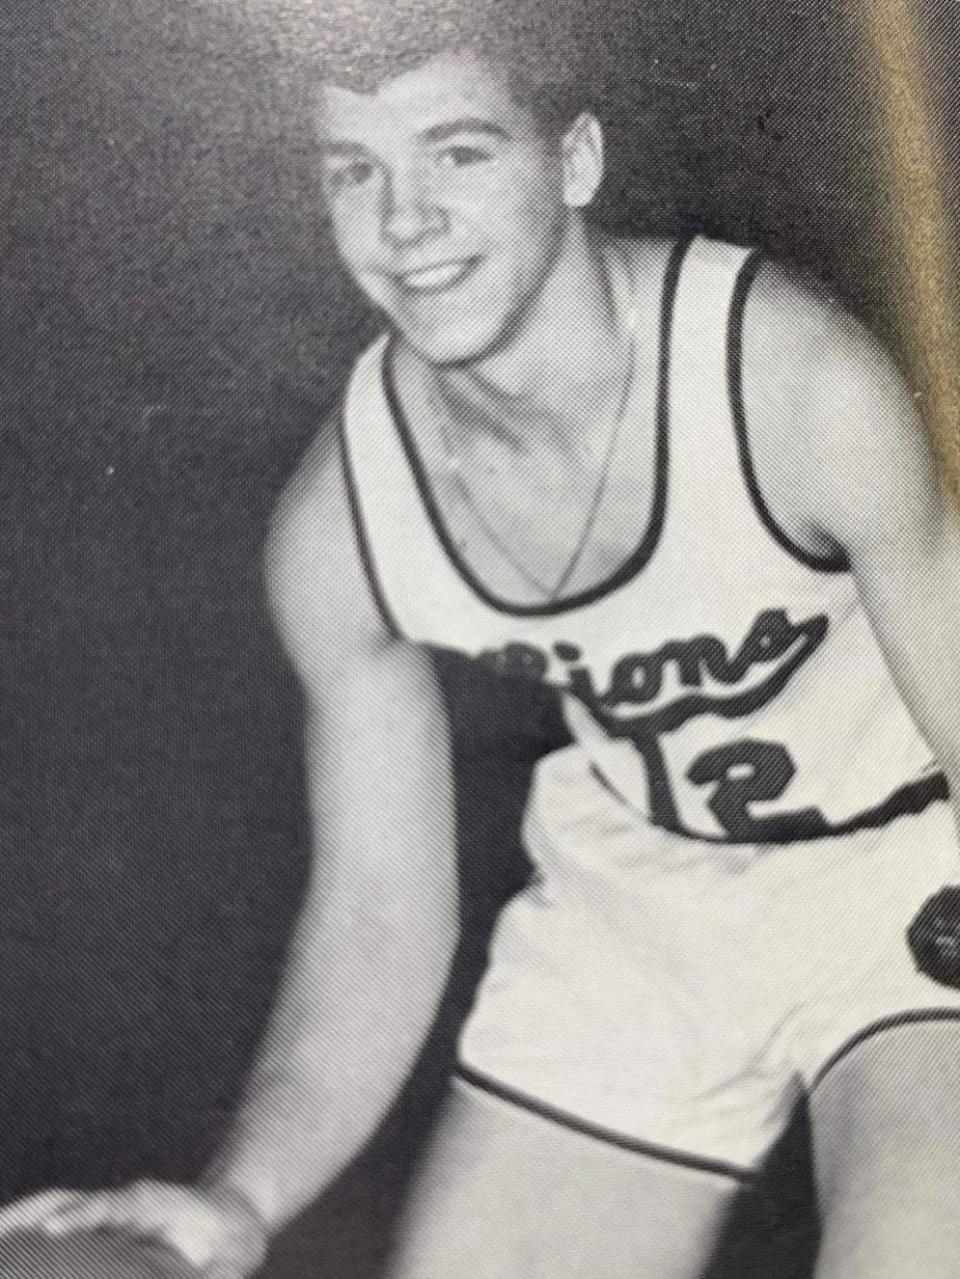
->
[[0, 427, 460, 1268], [743, 264, 960, 831], [815, 341, 960, 823], [202, 430, 459, 1231]]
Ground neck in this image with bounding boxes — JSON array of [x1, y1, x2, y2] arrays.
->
[[411, 224, 633, 457]]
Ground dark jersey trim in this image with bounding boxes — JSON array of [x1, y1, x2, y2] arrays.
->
[[589, 756, 947, 846], [380, 237, 692, 618], [727, 251, 849, 574], [812, 769, 948, 839], [810, 1009, 960, 1093], [455, 1064, 754, 1182], [338, 416, 404, 641]]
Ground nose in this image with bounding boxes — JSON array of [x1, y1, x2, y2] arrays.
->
[[381, 169, 447, 248]]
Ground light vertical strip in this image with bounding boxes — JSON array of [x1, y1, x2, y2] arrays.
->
[[854, 0, 960, 494]]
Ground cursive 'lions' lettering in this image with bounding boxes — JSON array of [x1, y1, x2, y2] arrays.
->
[[474, 609, 831, 841], [475, 642, 549, 682], [477, 609, 827, 731]]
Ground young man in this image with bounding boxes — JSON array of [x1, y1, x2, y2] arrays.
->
[[6, 4, 960, 1275]]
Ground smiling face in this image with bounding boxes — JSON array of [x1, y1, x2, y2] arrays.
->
[[315, 52, 599, 365]]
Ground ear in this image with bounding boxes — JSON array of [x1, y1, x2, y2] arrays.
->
[[560, 112, 604, 209]]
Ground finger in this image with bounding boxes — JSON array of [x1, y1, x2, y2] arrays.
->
[[46, 1186, 168, 1238], [52, 1187, 183, 1246], [43, 1193, 120, 1236], [0, 1190, 83, 1235]]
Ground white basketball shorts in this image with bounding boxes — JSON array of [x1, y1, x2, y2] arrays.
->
[[457, 743, 960, 1179]]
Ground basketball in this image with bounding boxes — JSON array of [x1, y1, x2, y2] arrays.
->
[[0, 1228, 201, 1278]]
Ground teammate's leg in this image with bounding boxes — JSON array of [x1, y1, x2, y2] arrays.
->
[[811, 1020, 960, 1277], [388, 1079, 741, 1279]]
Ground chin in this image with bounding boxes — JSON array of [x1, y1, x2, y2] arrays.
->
[[395, 317, 506, 368]]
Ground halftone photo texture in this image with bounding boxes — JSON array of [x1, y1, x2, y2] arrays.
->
[[2, 1, 958, 1275]]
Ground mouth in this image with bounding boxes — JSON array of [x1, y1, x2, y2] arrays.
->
[[392, 257, 480, 294]]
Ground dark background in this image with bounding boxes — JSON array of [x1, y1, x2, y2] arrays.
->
[[2, 0, 959, 1273]]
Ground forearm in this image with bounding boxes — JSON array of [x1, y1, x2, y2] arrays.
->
[[205, 662, 458, 1232], [204, 906, 454, 1231]]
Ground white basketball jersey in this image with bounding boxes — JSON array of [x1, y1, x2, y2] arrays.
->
[[341, 236, 946, 844]]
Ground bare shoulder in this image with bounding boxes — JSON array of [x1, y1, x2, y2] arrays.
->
[[738, 254, 936, 551], [742, 256, 919, 454], [264, 410, 391, 678]]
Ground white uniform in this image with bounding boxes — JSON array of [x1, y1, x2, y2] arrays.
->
[[342, 235, 960, 1177]]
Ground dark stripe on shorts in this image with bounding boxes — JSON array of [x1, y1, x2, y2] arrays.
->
[[810, 1008, 960, 1093], [455, 1064, 755, 1183]]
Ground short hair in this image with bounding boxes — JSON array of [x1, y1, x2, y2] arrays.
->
[[255, 0, 589, 138]]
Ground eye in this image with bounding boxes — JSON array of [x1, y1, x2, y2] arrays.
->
[[436, 144, 492, 169], [325, 160, 376, 193]]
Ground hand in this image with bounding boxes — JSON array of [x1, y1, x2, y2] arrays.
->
[[0, 1181, 269, 1278]]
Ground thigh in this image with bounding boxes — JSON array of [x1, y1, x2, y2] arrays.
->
[[811, 1020, 960, 1278], [388, 1079, 740, 1279]]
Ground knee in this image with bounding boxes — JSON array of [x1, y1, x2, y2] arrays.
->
[[811, 1022, 960, 1277], [812, 1022, 960, 1197]]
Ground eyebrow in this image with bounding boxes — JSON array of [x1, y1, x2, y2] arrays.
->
[[319, 117, 512, 157], [419, 118, 512, 144]]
